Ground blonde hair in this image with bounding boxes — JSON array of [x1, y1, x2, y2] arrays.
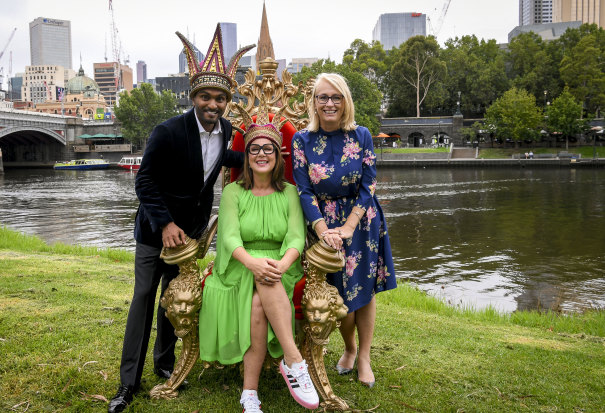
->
[[306, 73, 357, 132]]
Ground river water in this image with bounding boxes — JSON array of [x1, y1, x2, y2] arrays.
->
[[1, 167, 604, 313]]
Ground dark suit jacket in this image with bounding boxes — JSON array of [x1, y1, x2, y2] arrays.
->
[[134, 109, 244, 248]]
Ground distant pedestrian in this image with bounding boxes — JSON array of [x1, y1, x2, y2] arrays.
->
[[529, 151, 534, 159], [524, 152, 529, 159]]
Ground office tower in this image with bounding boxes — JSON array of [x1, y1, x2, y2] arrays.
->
[[286, 58, 319, 74], [372, 13, 427, 51], [520, 0, 553, 25], [94, 62, 133, 105], [220, 23, 237, 63], [179, 44, 203, 74], [136, 60, 147, 85], [553, 0, 605, 27], [21, 65, 66, 103], [29, 17, 72, 69]]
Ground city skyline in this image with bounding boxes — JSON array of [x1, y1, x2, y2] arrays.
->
[[1, 0, 517, 84]]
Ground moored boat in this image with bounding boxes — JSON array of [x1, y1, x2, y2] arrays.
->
[[117, 156, 143, 171], [53, 159, 110, 170]]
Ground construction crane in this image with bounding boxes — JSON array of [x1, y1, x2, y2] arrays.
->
[[427, 0, 452, 38], [0, 27, 17, 62], [0, 28, 17, 91], [109, 0, 122, 106]]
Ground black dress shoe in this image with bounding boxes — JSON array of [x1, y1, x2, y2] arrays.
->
[[154, 367, 188, 386], [107, 384, 134, 413], [153, 367, 172, 379]]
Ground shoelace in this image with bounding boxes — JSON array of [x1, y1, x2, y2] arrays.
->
[[240, 395, 262, 413], [115, 385, 131, 398], [292, 362, 313, 390]]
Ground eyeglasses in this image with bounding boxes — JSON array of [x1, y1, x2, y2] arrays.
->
[[248, 143, 275, 155], [315, 94, 343, 105]]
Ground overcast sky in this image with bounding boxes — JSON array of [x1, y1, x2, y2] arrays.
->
[[1, 0, 517, 85]]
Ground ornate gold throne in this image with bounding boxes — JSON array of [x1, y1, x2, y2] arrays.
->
[[149, 58, 350, 411]]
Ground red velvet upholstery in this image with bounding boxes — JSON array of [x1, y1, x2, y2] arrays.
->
[[229, 114, 306, 319]]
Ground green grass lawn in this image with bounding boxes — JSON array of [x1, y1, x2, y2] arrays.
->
[[478, 145, 605, 159], [378, 147, 449, 154], [1, 227, 604, 412]]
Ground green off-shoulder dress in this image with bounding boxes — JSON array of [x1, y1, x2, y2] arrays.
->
[[198, 182, 305, 365]]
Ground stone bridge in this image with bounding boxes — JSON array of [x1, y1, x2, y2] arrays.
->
[[0, 108, 123, 167], [379, 115, 464, 147]]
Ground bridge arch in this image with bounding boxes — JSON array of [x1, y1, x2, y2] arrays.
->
[[0, 126, 67, 146], [0, 126, 67, 164]]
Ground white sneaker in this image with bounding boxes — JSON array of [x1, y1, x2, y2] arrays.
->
[[279, 359, 320, 409], [240, 390, 263, 413]]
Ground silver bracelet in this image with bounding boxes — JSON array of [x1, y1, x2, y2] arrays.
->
[[353, 210, 363, 220]]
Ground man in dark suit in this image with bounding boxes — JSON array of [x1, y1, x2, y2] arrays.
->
[[108, 25, 254, 413]]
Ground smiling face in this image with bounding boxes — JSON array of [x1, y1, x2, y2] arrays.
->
[[247, 137, 277, 177], [314, 79, 345, 132], [192, 87, 228, 132]]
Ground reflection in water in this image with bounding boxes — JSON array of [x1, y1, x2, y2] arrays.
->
[[376, 167, 605, 313], [1, 167, 604, 313]]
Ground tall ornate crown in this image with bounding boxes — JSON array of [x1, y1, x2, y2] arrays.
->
[[176, 24, 255, 99], [233, 95, 288, 149]]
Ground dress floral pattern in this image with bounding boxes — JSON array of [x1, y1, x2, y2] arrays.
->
[[292, 126, 397, 312]]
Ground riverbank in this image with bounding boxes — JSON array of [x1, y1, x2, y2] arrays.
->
[[376, 157, 605, 167], [1, 227, 603, 412]]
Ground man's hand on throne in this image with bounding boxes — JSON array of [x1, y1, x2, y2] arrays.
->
[[162, 222, 187, 248]]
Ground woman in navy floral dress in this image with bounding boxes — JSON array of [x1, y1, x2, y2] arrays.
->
[[292, 73, 396, 388]]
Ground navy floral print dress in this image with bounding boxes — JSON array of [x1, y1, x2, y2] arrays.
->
[[292, 126, 397, 312]]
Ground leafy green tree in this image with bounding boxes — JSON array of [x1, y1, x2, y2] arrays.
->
[[484, 87, 543, 147], [507, 32, 561, 107], [342, 39, 391, 93], [387, 35, 446, 117], [114, 83, 179, 147], [441, 35, 509, 116], [294, 59, 382, 134], [546, 88, 588, 150], [560, 34, 605, 116]]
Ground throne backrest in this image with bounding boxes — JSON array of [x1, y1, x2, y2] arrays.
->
[[224, 57, 315, 186]]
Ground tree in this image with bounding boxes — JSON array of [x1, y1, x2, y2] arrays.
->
[[294, 59, 383, 134], [484, 87, 543, 147], [560, 34, 605, 116], [114, 83, 179, 148], [387, 35, 446, 117], [342, 39, 392, 93], [441, 35, 509, 116], [507, 32, 561, 108], [546, 88, 588, 150]]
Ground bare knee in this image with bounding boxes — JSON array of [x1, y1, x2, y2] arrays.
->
[[250, 292, 267, 326]]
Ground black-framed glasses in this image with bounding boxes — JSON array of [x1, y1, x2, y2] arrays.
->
[[248, 143, 275, 155], [315, 94, 343, 104]]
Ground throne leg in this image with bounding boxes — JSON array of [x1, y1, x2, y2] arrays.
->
[[150, 216, 218, 400], [300, 245, 350, 411], [149, 258, 202, 400]]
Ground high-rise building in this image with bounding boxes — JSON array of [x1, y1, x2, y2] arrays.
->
[[256, 2, 275, 71], [372, 13, 427, 51], [179, 44, 203, 74], [220, 23, 237, 63], [553, 0, 605, 27], [93, 62, 133, 106], [21, 65, 73, 103], [519, 0, 553, 26], [136, 60, 147, 85], [286, 58, 319, 74], [29, 17, 72, 69]]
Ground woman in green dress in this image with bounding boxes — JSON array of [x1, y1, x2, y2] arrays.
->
[[198, 103, 319, 412]]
